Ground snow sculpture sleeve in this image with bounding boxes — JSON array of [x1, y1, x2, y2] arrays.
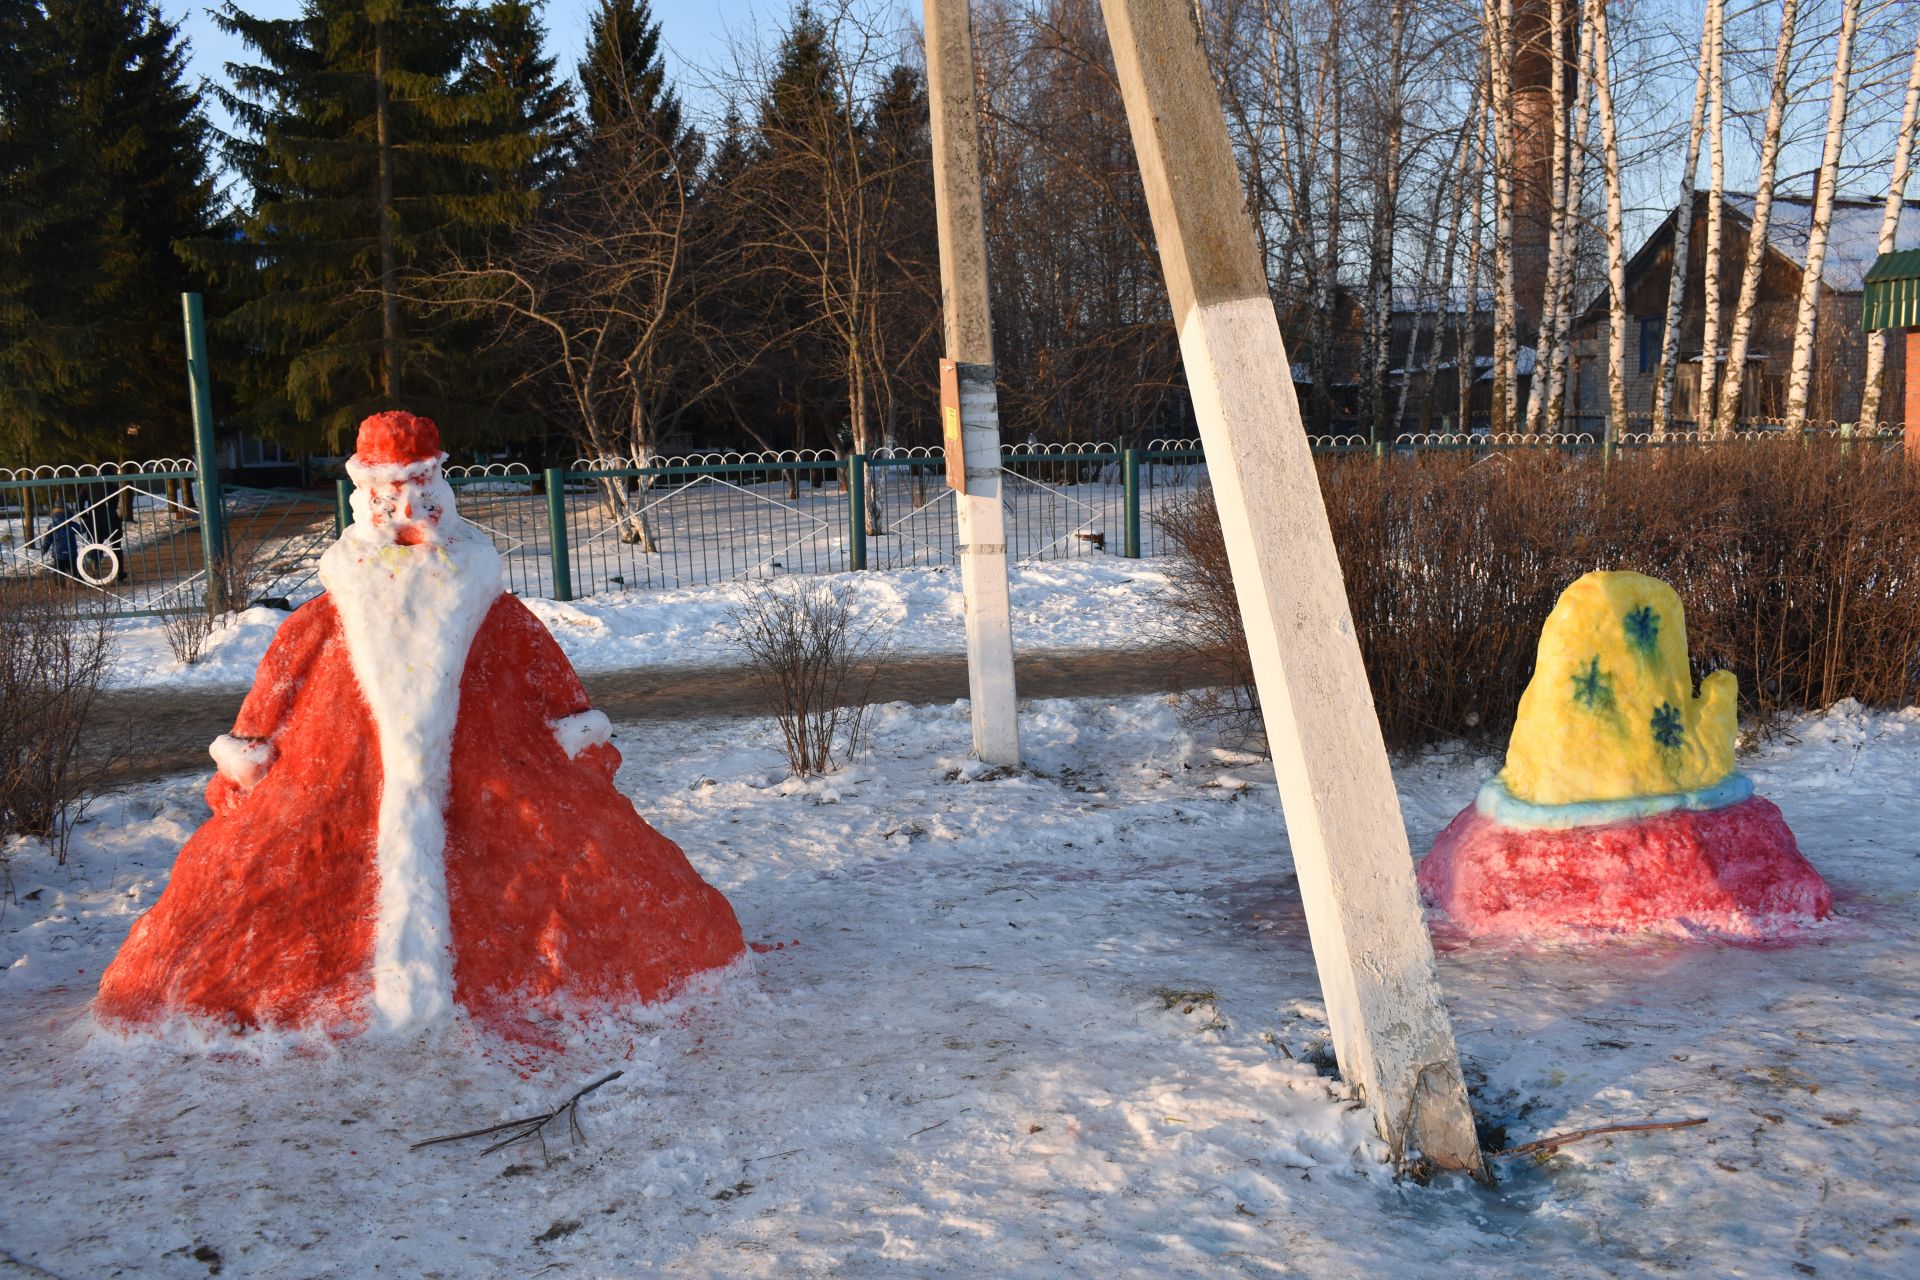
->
[[210, 735, 274, 790], [492, 596, 624, 781], [206, 599, 341, 815], [550, 710, 613, 760]]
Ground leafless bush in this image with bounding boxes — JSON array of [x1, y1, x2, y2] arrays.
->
[[161, 546, 265, 665], [1151, 489, 1263, 751], [159, 602, 213, 666], [0, 583, 116, 865], [728, 579, 889, 776], [1157, 439, 1920, 752]]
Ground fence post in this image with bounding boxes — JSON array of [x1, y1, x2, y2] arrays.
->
[[335, 478, 351, 536], [1374, 439, 1386, 467], [1122, 447, 1141, 558], [847, 454, 868, 571], [1603, 436, 1615, 474], [543, 467, 573, 602], [1840, 420, 1853, 456], [181, 292, 227, 614]]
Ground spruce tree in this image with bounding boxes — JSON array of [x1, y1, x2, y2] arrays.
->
[[464, 0, 577, 197], [577, 0, 698, 173], [0, 0, 219, 462], [201, 0, 545, 448]]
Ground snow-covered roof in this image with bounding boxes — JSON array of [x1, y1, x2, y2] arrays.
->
[[1390, 284, 1496, 314], [1726, 194, 1920, 294], [1473, 346, 1537, 382]]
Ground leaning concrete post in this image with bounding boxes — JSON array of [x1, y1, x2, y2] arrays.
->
[[924, 0, 1020, 766], [1097, 0, 1484, 1175]]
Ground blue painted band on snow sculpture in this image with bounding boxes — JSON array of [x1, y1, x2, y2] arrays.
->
[[1476, 773, 1754, 831]]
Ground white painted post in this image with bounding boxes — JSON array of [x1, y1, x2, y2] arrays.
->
[[924, 0, 1020, 766], [1098, 0, 1485, 1175]]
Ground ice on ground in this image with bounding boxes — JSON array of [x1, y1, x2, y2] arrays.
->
[[100, 558, 1174, 689], [2, 696, 1917, 1276]]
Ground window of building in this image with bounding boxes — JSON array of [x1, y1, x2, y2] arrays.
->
[[1638, 317, 1664, 374]]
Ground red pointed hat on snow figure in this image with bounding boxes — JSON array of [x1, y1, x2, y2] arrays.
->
[[96, 411, 746, 1041]]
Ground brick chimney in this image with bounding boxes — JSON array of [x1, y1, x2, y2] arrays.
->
[[1509, 0, 1561, 341]]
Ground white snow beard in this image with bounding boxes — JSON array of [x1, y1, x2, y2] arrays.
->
[[319, 519, 503, 1033]]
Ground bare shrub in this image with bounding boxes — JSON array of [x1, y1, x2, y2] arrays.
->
[[159, 602, 214, 666], [1150, 489, 1262, 749], [728, 580, 890, 776], [162, 546, 266, 665], [0, 583, 117, 865], [1157, 438, 1920, 752]]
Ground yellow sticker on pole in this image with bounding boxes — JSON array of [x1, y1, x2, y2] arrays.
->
[[940, 358, 966, 493]]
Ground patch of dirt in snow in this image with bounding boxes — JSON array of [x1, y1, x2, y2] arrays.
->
[[0, 697, 1916, 1277]]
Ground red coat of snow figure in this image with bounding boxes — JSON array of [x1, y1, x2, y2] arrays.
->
[[97, 412, 745, 1040]]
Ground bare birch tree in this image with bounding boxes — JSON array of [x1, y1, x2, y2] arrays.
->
[[1311, 0, 1347, 433], [1402, 88, 1481, 434], [1698, 0, 1728, 427], [1714, 0, 1801, 437], [1460, 84, 1491, 434], [1650, 0, 1719, 438], [1361, 0, 1411, 444], [1484, 0, 1519, 431], [1589, 0, 1626, 441], [1522, 0, 1569, 435], [1783, 0, 1861, 431], [1539, 1, 1594, 436], [1858, 22, 1920, 429]]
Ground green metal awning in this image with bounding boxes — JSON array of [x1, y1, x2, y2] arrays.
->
[[1864, 248, 1920, 331]]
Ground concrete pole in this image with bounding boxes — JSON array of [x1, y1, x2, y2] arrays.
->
[[924, 0, 1020, 766], [1097, 0, 1485, 1176]]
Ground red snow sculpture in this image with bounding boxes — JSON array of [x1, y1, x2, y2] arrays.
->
[[1421, 796, 1831, 937], [97, 412, 745, 1039]]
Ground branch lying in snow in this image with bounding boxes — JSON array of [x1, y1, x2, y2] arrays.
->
[[1493, 1116, 1709, 1159], [0, 1247, 69, 1280], [411, 1071, 625, 1161]]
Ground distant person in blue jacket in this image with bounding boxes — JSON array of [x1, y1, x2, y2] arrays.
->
[[41, 503, 79, 578]]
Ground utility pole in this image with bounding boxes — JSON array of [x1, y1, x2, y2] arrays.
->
[[1096, 0, 1485, 1175], [923, 0, 1020, 766]]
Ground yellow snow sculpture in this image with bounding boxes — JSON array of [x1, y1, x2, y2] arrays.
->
[[1500, 571, 1736, 806]]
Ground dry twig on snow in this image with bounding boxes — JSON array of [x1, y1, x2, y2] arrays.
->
[[411, 1071, 624, 1161], [1493, 1116, 1708, 1159]]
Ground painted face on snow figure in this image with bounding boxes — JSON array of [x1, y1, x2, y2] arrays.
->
[[343, 410, 461, 548], [365, 471, 449, 546]]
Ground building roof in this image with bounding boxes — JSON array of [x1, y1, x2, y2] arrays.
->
[[1864, 247, 1920, 283], [1863, 248, 1920, 331], [1725, 193, 1920, 294]]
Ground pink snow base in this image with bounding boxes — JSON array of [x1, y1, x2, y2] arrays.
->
[[1419, 795, 1833, 938]]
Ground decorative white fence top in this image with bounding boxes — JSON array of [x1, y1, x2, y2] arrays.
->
[[444, 461, 532, 479], [0, 458, 197, 482], [567, 448, 843, 470], [1002, 441, 1117, 456]]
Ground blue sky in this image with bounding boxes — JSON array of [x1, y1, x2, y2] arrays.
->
[[170, 0, 767, 135]]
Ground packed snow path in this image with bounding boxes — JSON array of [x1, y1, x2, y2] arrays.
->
[[85, 647, 1223, 784], [3, 696, 1917, 1276]]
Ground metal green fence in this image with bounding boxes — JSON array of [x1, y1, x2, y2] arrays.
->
[[0, 461, 212, 615], [7, 424, 1906, 616]]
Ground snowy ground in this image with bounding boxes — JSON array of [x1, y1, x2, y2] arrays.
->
[[2, 694, 1916, 1277], [100, 559, 1174, 689]]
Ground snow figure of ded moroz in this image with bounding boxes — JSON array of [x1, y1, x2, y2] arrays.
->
[[97, 412, 745, 1041]]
